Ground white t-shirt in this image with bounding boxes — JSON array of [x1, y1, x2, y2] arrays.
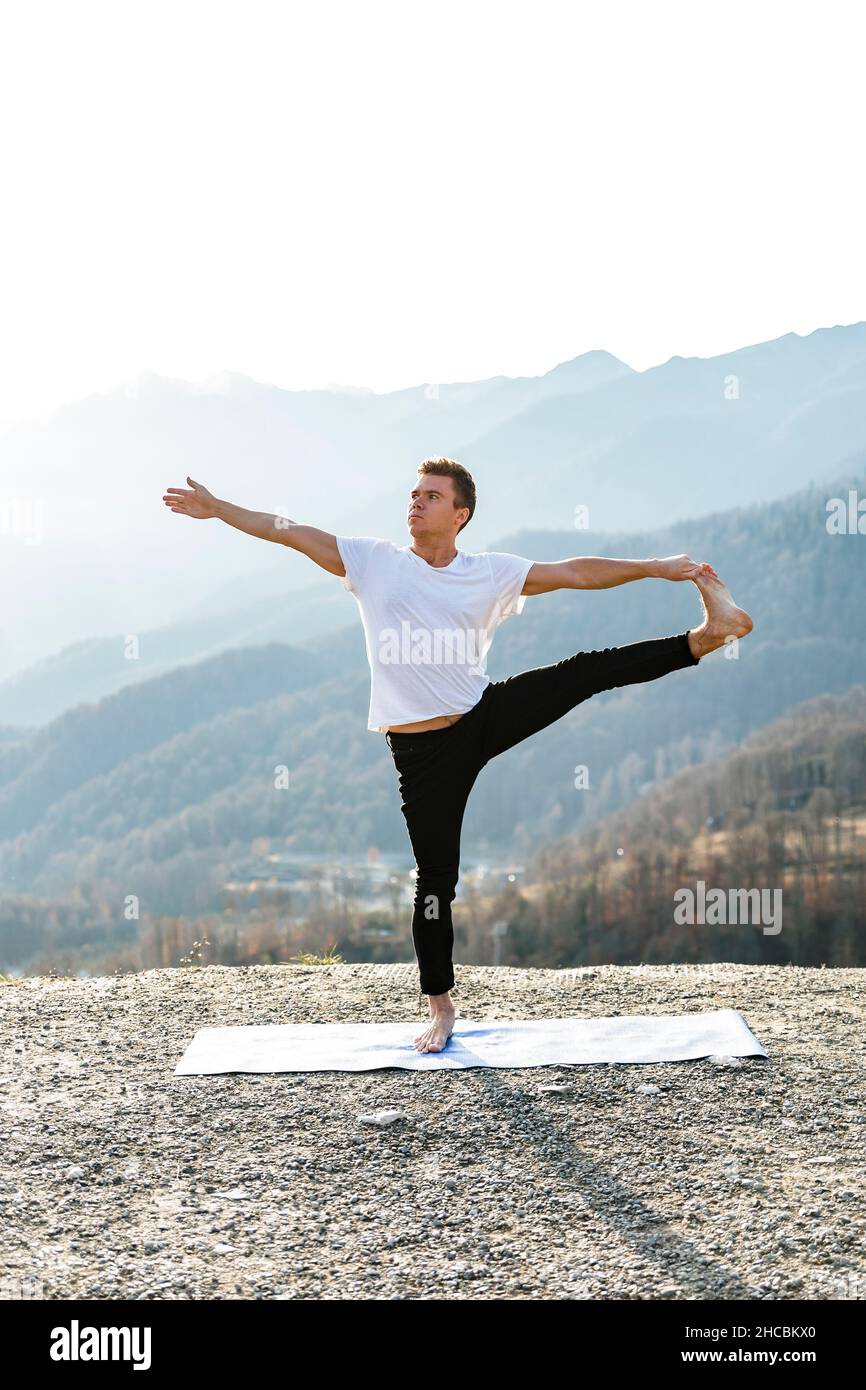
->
[[335, 536, 534, 732]]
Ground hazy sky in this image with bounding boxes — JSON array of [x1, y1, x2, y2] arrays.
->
[[1, 0, 864, 426]]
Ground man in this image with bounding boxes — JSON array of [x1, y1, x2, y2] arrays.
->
[[164, 457, 753, 1054]]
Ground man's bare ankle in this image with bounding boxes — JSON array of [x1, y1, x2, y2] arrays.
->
[[687, 627, 705, 660]]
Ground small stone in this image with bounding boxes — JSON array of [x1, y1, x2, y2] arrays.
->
[[358, 1109, 403, 1127]]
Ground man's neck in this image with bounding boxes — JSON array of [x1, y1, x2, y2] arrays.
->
[[409, 539, 459, 567]]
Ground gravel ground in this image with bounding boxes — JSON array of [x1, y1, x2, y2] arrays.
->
[[1, 961, 864, 1301]]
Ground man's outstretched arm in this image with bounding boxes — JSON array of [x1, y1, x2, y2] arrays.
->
[[163, 475, 346, 578], [521, 554, 717, 595]]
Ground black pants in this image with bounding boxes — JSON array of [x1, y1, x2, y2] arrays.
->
[[385, 631, 700, 996]]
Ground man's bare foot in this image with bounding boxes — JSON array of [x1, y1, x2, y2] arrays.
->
[[688, 570, 754, 659], [414, 993, 455, 1053]]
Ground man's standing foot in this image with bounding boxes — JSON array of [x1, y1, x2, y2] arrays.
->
[[414, 992, 455, 1052], [688, 569, 754, 659]]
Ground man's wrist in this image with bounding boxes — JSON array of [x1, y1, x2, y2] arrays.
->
[[645, 557, 661, 578]]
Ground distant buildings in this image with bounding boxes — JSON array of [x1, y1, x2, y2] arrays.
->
[[221, 852, 525, 914]]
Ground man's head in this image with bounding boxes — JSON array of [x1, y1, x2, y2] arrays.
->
[[408, 457, 477, 544]]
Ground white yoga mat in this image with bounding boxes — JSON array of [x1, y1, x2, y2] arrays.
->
[[174, 1007, 767, 1074]]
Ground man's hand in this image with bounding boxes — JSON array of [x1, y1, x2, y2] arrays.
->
[[163, 476, 219, 520], [654, 555, 718, 582]]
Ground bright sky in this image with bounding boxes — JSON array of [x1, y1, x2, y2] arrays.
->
[[1, 0, 864, 426]]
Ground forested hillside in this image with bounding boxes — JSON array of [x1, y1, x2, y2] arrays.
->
[[5, 686, 863, 975], [492, 686, 866, 969]]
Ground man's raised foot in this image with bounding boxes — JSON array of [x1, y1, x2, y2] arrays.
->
[[688, 569, 753, 659]]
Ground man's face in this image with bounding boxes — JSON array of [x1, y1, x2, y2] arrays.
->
[[407, 475, 466, 539]]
